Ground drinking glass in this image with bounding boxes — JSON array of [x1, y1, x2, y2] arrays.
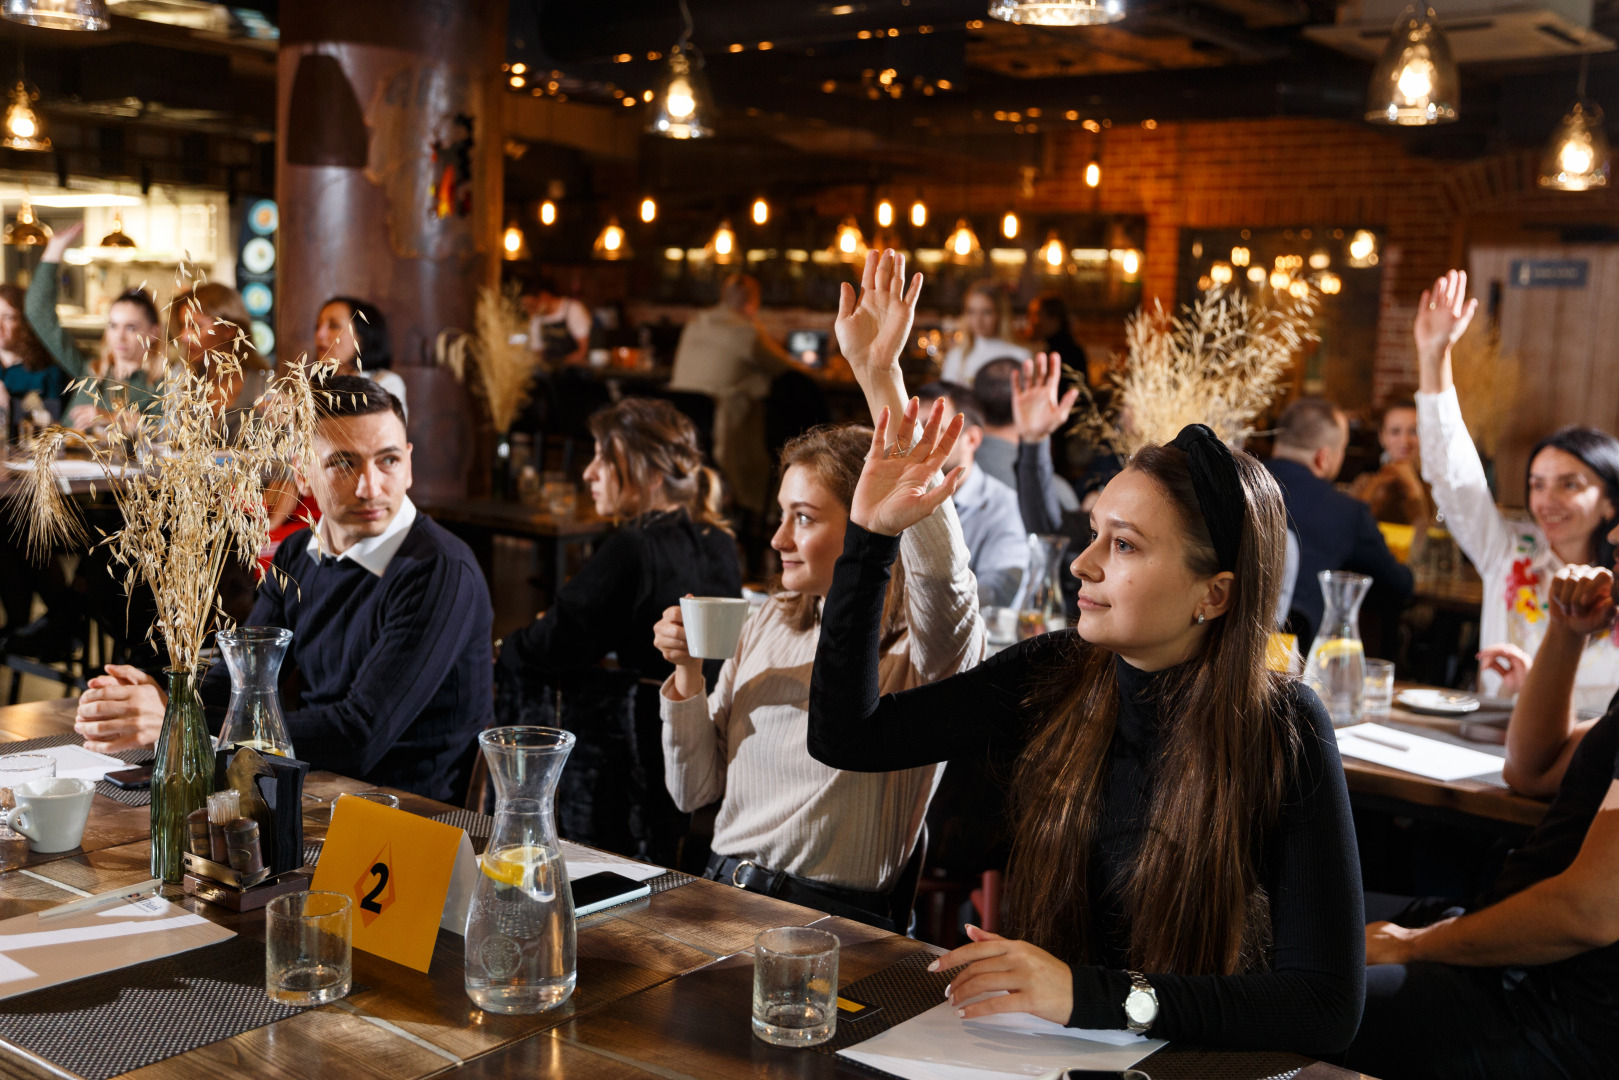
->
[[266, 891, 352, 1005], [1363, 659, 1396, 720], [752, 926, 838, 1047]]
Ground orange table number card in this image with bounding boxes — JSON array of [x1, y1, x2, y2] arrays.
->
[[310, 796, 478, 972]]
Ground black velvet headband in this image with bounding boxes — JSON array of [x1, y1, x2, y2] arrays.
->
[[1168, 423, 1245, 573]]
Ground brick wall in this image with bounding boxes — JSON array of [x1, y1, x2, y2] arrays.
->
[[821, 116, 1619, 404]]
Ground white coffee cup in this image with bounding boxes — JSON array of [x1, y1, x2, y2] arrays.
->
[[679, 596, 751, 660], [4, 777, 95, 853]]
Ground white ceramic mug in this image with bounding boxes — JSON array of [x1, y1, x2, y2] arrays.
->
[[679, 596, 751, 660], [4, 777, 95, 853]]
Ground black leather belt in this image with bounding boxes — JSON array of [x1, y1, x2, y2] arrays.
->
[[705, 853, 896, 932]]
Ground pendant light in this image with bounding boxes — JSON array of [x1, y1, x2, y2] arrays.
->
[[909, 200, 927, 228], [706, 220, 739, 263], [2, 80, 47, 151], [830, 216, 868, 263], [5, 196, 51, 246], [876, 198, 895, 229], [1037, 231, 1073, 275], [750, 197, 769, 226], [944, 218, 983, 266], [99, 210, 136, 248], [988, 0, 1124, 26], [1001, 211, 1019, 240], [1, 0, 110, 31], [1540, 57, 1609, 191], [639, 196, 657, 223], [501, 221, 528, 261], [539, 199, 557, 225], [593, 217, 631, 261], [647, 0, 713, 139], [1365, 5, 1459, 126]]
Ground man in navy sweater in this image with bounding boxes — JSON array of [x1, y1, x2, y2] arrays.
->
[[73, 377, 493, 802], [1265, 397, 1412, 643]]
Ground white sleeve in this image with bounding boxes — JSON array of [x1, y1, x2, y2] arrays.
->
[[899, 497, 985, 682], [1417, 386, 1513, 573], [566, 300, 593, 345]]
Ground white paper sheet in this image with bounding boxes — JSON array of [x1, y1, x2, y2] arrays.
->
[[32, 744, 127, 782], [838, 1000, 1164, 1080], [560, 840, 666, 883], [1335, 723, 1504, 782]]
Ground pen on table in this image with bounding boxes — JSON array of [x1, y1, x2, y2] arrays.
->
[[37, 879, 163, 922], [1348, 729, 1409, 752]]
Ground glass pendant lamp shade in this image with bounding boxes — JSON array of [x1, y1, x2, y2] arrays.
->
[[707, 220, 739, 263], [593, 217, 632, 261], [1540, 101, 1610, 191], [647, 45, 713, 139], [2, 82, 48, 151], [1, 0, 109, 31], [1366, 5, 1458, 126], [1037, 231, 1073, 275], [988, 0, 1124, 26], [944, 218, 984, 265], [830, 216, 868, 263], [5, 198, 51, 246]]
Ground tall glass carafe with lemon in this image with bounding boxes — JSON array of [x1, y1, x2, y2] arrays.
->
[[1302, 571, 1372, 727], [465, 727, 576, 1013]]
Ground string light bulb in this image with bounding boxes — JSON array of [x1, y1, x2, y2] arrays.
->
[[751, 197, 769, 225], [1318, 272, 1343, 295], [2, 82, 47, 151], [1210, 262, 1233, 285], [1084, 158, 1101, 188], [1002, 211, 1019, 240], [706, 220, 739, 263], [501, 222, 527, 260], [1231, 246, 1250, 267], [639, 197, 657, 223], [1120, 249, 1140, 275], [876, 199, 894, 228], [909, 200, 927, 227], [539, 199, 557, 225], [1366, 5, 1458, 126], [593, 217, 632, 260], [1348, 229, 1378, 267]]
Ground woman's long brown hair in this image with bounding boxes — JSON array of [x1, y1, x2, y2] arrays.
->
[[1006, 443, 1299, 976], [588, 396, 731, 535], [0, 283, 54, 373], [776, 423, 907, 644]]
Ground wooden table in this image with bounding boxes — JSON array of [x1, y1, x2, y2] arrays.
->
[[1339, 687, 1548, 829], [418, 499, 610, 598], [0, 700, 1362, 1080]]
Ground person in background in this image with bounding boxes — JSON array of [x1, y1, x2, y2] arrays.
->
[[653, 250, 983, 929], [1416, 270, 1619, 711], [668, 273, 797, 517], [972, 356, 1081, 514], [28, 222, 163, 428], [313, 296, 407, 415], [1265, 397, 1412, 642], [808, 423, 1363, 1055], [0, 281, 63, 425], [496, 397, 742, 865], [915, 380, 1028, 609], [939, 280, 1029, 385], [1350, 398, 1433, 525], [170, 282, 272, 428], [71, 378, 493, 801], [1026, 292, 1088, 380], [525, 275, 591, 368], [1345, 560, 1619, 1079]]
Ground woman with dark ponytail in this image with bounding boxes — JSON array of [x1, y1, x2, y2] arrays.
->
[[496, 397, 741, 866], [807, 422, 1364, 1055]]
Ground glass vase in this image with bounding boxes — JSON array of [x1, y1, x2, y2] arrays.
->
[[150, 667, 215, 883]]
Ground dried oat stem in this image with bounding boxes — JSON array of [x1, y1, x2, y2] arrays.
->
[[468, 284, 539, 435]]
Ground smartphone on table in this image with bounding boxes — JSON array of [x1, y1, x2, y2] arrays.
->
[[104, 765, 153, 790]]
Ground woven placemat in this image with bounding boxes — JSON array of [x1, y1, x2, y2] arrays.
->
[[817, 953, 1309, 1080], [1, 732, 153, 805], [0, 934, 360, 1080]]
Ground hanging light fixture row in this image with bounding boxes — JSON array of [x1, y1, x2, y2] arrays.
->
[[647, 0, 713, 139], [2, 81, 47, 152], [1539, 56, 1610, 191]]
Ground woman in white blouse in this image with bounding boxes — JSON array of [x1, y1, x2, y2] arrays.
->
[[939, 280, 1030, 384], [1416, 270, 1619, 710], [652, 251, 984, 929]]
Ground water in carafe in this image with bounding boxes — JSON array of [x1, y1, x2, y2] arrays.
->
[[1303, 571, 1372, 727], [215, 627, 294, 757], [465, 727, 577, 1013], [1018, 534, 1069, 639]]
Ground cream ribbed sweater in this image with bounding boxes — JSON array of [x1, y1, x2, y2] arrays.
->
[[660, 500, 985, 892]]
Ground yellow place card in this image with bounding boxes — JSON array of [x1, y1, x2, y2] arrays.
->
[[310, 795, 476, 973], [1266, 633, 1299, 673]]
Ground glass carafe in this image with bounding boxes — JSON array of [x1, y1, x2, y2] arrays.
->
[[1018, 534, 1068, 640], [216, 627, 295, 758], [465, 726, 577, 1014], [1303, 571, 1372, 727]]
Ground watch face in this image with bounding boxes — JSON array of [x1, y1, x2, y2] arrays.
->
[[1125, 989, 1156, 1024]]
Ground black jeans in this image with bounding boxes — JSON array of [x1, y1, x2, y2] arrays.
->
[[1341, 895, 1616, 1080]]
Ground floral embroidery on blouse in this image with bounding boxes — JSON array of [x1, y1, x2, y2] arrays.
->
[[1505, 557, 1545, 623]]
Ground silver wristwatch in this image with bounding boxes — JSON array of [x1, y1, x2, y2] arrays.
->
[[1122, 971, 1159, 1034]]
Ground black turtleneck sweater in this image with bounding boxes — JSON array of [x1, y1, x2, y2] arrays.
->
[[808, 523, 1365, 1057]]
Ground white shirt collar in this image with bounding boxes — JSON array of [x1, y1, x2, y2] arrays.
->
[[306, 497, 418, 577]]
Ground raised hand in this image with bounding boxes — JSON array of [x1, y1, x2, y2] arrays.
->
[[1011, 352, 1080, 444], [1477, 642, 1531, 695], [850, 398, 965, 537], [835, 249, 923, 389], [1547, 564, 1617, 639], [1413, 270, 1477, 368], [41, 221, 84, 265]]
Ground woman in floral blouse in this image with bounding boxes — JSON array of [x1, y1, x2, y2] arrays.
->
[[1415, 270, 1619, 711]]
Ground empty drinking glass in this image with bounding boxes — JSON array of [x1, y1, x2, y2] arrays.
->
[[1363, 659, 1396, 720], [266, 891, 352, 1005], [752, 926, 838, 1047]]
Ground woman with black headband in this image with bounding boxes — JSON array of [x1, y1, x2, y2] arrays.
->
[[806, 421, 1364, 1055]]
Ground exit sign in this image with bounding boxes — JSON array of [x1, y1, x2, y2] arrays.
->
[[1509, 259, 1588, 288]]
